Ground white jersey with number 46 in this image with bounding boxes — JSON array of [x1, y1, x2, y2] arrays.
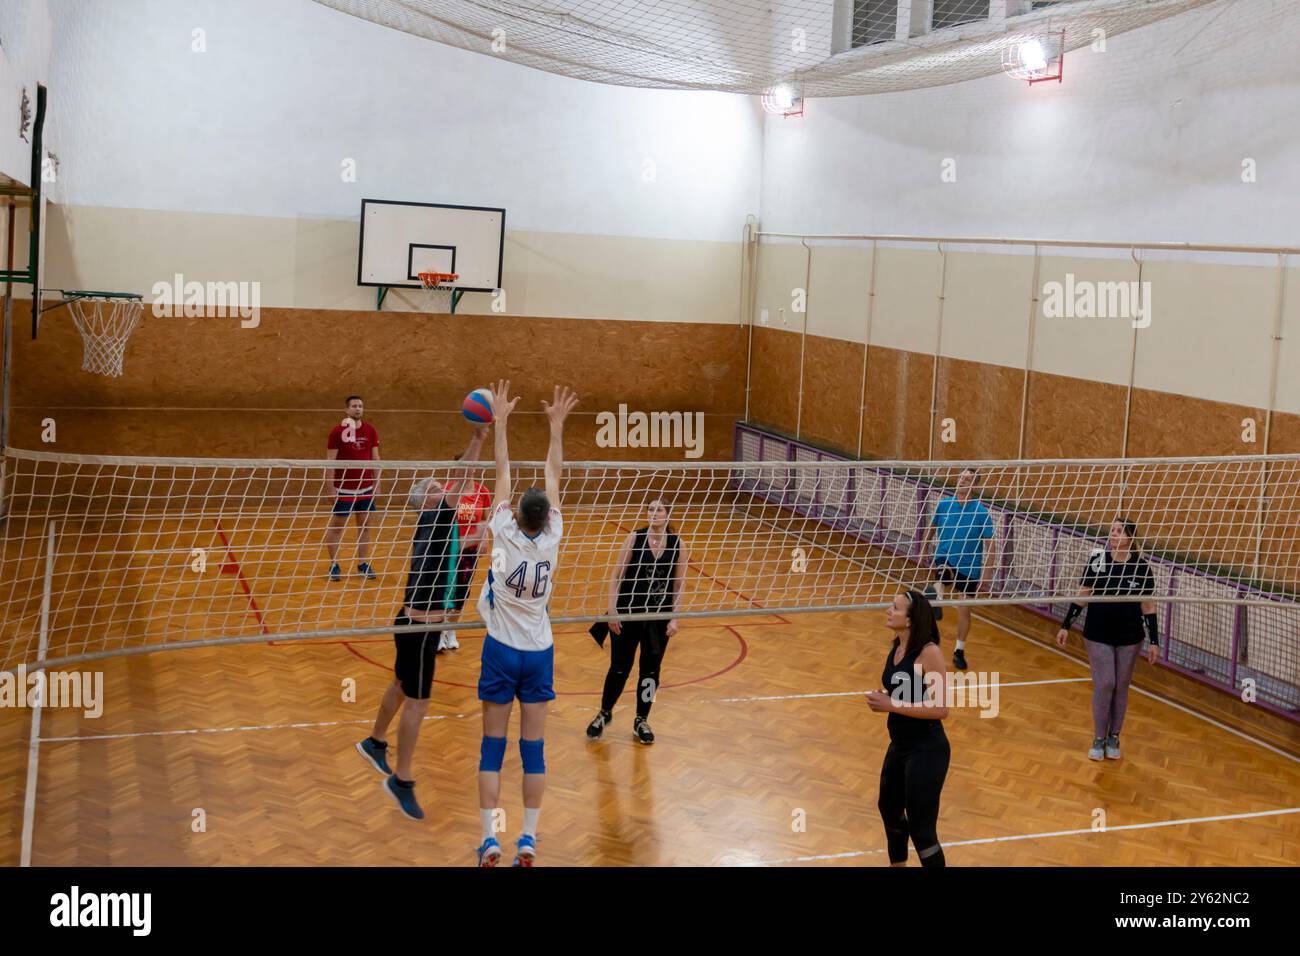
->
[[478, 501, 562, 651]]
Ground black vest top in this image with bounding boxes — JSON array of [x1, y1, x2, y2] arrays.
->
[[616, 528, 680, 614], [882, 640, 946, 746]]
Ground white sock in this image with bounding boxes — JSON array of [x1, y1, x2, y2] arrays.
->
[[955, 638, 966, 651], [480, 809, 496, 842], [522, 807, 541, 839]]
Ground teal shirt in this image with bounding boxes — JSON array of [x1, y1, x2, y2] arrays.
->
[[932, 496, 993, 580]]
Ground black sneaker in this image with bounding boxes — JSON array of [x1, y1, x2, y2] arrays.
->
[[953, 648, 968, 670], [633, 716, 655, 745], [586, 710, 611, 740]]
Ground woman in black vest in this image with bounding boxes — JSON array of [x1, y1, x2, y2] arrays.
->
[[867, 588, 951, 867], [586, 498, 687, 745]]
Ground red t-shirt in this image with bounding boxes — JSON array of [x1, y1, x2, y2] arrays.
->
[[456, 481, 492, 545], [327, 420, 379, 496]]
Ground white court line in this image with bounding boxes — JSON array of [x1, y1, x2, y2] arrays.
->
[[40, 712, 471, 744], [759, 806, 1300, 865], [39, 682, 1085, 742], [713, 676, 1089, 703], [21, 519, 57, 868]]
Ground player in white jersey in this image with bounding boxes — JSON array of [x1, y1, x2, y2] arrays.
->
[[475, 379, 578, 867]]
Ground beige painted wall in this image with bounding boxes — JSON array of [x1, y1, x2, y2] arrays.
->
[[753, 238, 1300, 417], [28, 204, 744, 324]]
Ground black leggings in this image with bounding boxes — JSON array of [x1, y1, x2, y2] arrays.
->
[[599, 620, 670, 719], [878, 736, 951, 867]]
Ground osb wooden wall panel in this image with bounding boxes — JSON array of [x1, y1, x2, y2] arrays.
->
[[797, 334, 862, 454], [1022, 371, 1127, 460], [932, 356, 1023, 462], [1128, 390, 1267, 458], [745, 324, 800, 437], [3, 301, 745, 461], [1270, 412, 1300, 454], [860, 345, 933, 461], [2, 409, 740, 465]]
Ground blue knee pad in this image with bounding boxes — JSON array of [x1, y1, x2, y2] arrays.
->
[[479, 735, 507, 772], [519, 737, 545, 774]]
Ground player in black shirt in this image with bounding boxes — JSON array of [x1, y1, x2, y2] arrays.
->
[[1056, 518, 1159, 762], [586, 498, 687, 745], [867, 588, 950, 867], [355, 424, 488, 820]]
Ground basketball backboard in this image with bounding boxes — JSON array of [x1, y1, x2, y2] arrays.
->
[[357, 199, 505, 307]]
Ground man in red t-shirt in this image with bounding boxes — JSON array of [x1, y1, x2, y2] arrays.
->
[[324, 394, 382, 581], [438, 454, 492, 651]]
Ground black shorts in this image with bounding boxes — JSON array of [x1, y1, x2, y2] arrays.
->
[[450, 548, 480, 614], [934, 560, 980, 596], [393, 613, 442, 699]]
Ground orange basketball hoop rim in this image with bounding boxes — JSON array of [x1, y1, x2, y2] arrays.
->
[[417, 272, 459, 288]]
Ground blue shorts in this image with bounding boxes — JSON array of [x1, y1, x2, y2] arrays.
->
[[478, 634, 555, 704], [332, 495, 375, 516]]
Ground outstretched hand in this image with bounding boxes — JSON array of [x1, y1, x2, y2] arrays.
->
[[490, 379, 520, 424], [542, 385, 579, 429]]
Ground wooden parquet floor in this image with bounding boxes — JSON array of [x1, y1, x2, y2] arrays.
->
[[2, 513, 1299, 867]]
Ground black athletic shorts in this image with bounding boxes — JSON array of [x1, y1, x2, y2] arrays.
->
[[934, 560, 981, 596], [393, 613, 442, 699]]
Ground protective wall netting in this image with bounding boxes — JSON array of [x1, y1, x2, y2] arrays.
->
[[311, 0, 1228, 96]]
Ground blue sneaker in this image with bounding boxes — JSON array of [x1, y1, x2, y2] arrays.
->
[[328, 562, 342, 581], [383, 776, 424, 820], [476, 837, 502, 867], [512, 834, 537, 867], [358, 562, 377, 580], [355, 737, 391, 775]]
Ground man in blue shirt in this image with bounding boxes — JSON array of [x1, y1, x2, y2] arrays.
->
[[928, 468, 996, 670]]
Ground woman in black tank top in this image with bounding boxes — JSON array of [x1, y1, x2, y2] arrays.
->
[[586, 498, 687, 745], [866, 589, 951, 867]]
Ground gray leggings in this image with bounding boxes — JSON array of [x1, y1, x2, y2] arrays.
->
[[1085, 640, 1141, 738]]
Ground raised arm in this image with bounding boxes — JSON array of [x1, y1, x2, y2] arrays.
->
[[490, 379, 520, 509], [442, 425, 489, 506], [541, 385, 580, 508]]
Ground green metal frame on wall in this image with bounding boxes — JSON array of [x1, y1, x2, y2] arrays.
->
[[375, 284, 463, 313]]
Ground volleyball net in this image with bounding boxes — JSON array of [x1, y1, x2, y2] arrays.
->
[[0, 442, 1297, 691]]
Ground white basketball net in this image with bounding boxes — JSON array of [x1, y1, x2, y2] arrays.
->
[[66, 295, 144, 378], [418, 274, 457, 313]]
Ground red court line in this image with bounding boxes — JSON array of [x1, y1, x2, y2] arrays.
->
[[214, 520, 271, 636]]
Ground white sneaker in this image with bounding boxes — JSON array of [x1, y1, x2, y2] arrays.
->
[[441, 631, 459, 650]]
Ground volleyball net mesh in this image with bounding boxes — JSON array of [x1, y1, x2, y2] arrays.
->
[[0, 444, 1297, 689]]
